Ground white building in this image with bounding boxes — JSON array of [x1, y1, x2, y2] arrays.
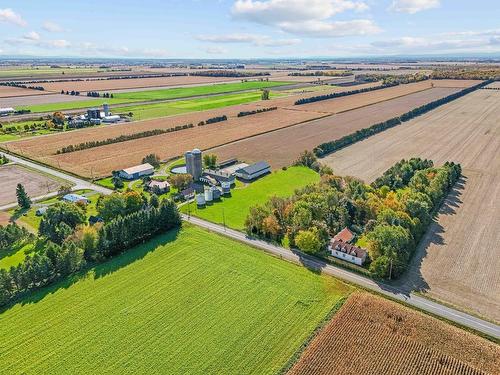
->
[[0, 107, 15, 116], [119, 163, 154, 180], [329, 240, 367, 266], [62, 193, 89, 204], [234, 161, 270, 181]]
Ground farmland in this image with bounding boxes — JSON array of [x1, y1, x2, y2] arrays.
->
[[288, 293, 500, 375], [210, 86, 462, 168], [321, 89, 500, 321], [2, 80, 471, 178], [0, 85, 50, 98], [181, 167, 320, 230], [0, 224, 353, 374], [0, 164, 62, 206], [14, 80, 290, 113]]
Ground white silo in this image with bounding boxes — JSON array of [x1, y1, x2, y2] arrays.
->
[[221, 181, 231, 195], [196, 194, 206, 207], [103, 103, 110, 116], [204, 187, 213, 202]]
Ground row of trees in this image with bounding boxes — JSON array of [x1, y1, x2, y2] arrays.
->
[[294, 82, 397, 105], [56, 124, 194, 154], [85, 91, 114, 98], [288, 70, 352, 77], [190, 70, 270, 78], [0, 82, 45, 91], [431, 69, 500, 80], [0, 199, 181, 306], [356, 73, 429, 85], [237, 106, 277, 117], [372, 158, 434, 190], [313, 80, 492, 157], [245, 154, 462, 279], [198, 115, 227, 126], [0, 223, 34, 253]]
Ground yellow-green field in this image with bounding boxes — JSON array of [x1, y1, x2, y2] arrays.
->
[[0, 224, 352, 374]]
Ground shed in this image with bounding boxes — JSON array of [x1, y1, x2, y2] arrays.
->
[[235, 161, 271, 181], [62, 193, 89, 204], [119, 163, 154, 180]]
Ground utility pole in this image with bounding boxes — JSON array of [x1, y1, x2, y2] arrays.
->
[[222, 207, 226, 231]]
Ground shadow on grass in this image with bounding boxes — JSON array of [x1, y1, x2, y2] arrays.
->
[[0, 227, 181, 313]]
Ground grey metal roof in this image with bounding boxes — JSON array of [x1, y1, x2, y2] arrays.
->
[[236, 161, 270, 175]]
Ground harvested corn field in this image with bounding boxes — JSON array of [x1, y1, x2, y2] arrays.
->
[[288, 293, 500, 375], [210, 87, 462, 168], [322, 89, 500, 321]]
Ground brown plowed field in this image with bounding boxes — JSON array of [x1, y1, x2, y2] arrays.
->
[[288, 293, 500, 375], [0, 164, 61, 206], [322, 89, 500, 321], [0, 85, 50, 98], [284, 80, 434, 113], [0, 93, 92, 107], [210, 87, 460, 167], [432, 79, 483, 88]]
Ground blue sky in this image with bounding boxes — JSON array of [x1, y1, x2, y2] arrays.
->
[[0, 0, 499, 58]]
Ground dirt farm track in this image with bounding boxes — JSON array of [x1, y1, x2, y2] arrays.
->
[[288, 293, 500, 375], [322, 89, 500, 321]]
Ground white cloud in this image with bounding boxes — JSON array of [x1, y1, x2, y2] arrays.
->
[[205, 46, 228, 54], [46, 39, 71, 48], [0, 8, 27, 27], [23, 31, 40, 41], [197, 33, 301, 46], [389, 0, 440, 14], [231, 0, 376, 38], [42, 21, 64, 32], [280, 19, 381, 38]]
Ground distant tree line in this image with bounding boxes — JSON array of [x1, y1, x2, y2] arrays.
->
[[198, 115, 227, 126], [237, 107, 277, 117], [356, 73, 429, 85], [288, 71, 352, 77], [85, 91, 114, 98], [313, 80, 492, 157], [294, 82, 397, 105], [431, 69, 500, 80], [190, 70, 270, 78], [0, 82, 45, 91], [0, 199, 180, 306]]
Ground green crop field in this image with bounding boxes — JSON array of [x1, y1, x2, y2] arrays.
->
[[181, 166, 320, 230], [0, 224, 352, 374], [15, 81, 291, 113], [114, 90, 282, 121]]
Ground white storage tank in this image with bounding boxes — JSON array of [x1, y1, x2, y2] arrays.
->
[[204, 187, 213, 202], [212, 186, 221, 200], [221, 181, 231, 195], [196, 194, 206, 207]]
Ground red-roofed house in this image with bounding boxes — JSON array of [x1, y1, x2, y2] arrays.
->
[[329, 239, 367, 266], [333, 227, 355, 244]]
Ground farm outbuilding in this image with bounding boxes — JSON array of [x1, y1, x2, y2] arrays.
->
[[62, 193, 89, 204], [234, 161, 270, 181], [119, 163, 154, 180]]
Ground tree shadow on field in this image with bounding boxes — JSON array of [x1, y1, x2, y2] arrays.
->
[[388, 176, 466, 296], [0, 227, 181, 314]]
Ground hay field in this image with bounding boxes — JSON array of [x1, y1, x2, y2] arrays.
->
[[0, 164, 62, 206], [322, 89, 500, 321], [432, 79, 483, 88], [288, 293, 500, 375], [210, 87, 461, 168], [0, 225, 353, 374]]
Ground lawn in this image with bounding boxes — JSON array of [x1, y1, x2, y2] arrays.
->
[[181, 166, 320, 230], [0, 242, 34, 270], [15, 81, 291, 113], [0, 224, 352, 374]]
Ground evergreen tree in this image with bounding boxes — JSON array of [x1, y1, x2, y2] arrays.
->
[[16, 184, 32, 209]]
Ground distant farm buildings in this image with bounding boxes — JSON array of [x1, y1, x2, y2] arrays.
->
[[119, 163, 154, 180], [0, 107, 15, 116]]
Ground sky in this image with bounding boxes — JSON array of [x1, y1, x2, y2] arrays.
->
[[0, 0, 499, 59]]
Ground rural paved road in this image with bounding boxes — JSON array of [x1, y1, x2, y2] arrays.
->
[[1, 149, 498, 339], [182, 214, 500, 340]]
